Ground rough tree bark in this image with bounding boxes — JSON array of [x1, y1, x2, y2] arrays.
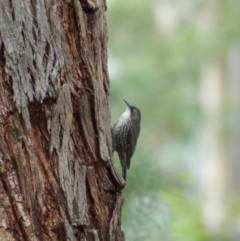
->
[[0, 0, 125, 240]]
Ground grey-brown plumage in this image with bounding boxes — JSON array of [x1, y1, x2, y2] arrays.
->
[[112, 100, 141, 181]]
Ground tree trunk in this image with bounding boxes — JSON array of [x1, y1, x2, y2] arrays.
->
[[0, 0, 125, 240]]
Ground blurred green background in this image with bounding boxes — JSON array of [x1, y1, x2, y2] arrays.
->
[[107, 0, 240, 240]]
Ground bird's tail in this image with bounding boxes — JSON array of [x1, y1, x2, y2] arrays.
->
[[122, 166, 127, 181]]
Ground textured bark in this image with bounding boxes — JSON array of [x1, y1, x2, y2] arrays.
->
[[0, 0, 125, 240]]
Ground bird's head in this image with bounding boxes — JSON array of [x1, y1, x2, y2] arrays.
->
[[124, 100, 141, 123]]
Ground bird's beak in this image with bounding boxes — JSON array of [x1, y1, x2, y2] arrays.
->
[[124, 100, 131, 108]]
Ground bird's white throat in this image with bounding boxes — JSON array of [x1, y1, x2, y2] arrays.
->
[[116, 107, 131, 127], [121, 107, 131, 119]]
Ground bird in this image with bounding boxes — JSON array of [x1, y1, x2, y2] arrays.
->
[[112, 100, 141, 181]]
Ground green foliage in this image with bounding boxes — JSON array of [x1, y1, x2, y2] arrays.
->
[[107, 0, 240, 240]]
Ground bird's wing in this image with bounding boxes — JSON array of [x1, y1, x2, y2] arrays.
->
[[126, 123, 140, 169]]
